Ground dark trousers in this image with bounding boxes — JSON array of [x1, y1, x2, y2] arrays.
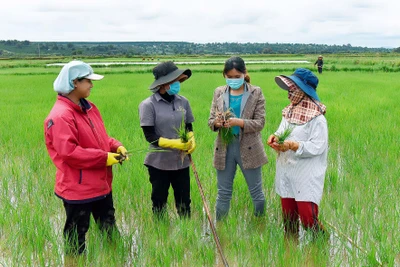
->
[[147, 166, 191, 218], [317, 66, 323, 74], [62, 192, 119, 255]]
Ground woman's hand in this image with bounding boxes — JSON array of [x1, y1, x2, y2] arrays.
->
[[267, 138, 299, 152], [225, 118, 244, 128], [267, 135, 281, 151], [214, 117, 224, 128], [283, 140, 299, 152]]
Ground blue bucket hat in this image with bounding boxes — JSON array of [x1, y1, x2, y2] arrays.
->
[[53, 60, 104, 95], [275, 68, 320, 101]]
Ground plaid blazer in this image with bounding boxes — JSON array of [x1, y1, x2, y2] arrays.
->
[[208, 83, 268, 170]]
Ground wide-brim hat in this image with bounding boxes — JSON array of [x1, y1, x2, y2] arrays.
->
[[275, 68, 320, 101], [149, 61, 192, 91]]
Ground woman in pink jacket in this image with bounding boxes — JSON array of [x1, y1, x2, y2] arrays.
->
[[44, 61, 128, 255]]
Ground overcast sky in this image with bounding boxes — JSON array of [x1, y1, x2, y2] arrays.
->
[[1, 0, 398, 48]]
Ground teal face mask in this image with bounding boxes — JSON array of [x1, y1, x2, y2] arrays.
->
[[226, 77, 244, 90], [167, 81, 181, 95]]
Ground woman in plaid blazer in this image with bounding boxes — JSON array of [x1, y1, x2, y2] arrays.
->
[[208, 57, 268, 220]]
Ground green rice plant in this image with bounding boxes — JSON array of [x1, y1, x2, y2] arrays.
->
[[216, 109, 235, 145], [276, 125, 294, 144], [1, 57, 400, 266], [176, 112, 190, 143], [220, 127, 235, 145], [174, 111, 191, 163], [115, 144, 170, 164]]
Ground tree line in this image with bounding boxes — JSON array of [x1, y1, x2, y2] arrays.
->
[[0, 40, 396, 58]]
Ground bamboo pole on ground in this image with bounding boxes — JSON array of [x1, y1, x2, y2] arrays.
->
[[188, 155, 229, 267]]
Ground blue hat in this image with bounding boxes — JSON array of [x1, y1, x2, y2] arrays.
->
[[53, 60, 104, 95], [275, 68, 320, 101]]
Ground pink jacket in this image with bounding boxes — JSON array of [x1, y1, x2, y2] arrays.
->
[[44, 96, 122, 202]]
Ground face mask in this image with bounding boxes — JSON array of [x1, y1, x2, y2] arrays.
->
[[288, 87, 305, 104], [226, 77, 244, 90], [167, 81, 180, 95]]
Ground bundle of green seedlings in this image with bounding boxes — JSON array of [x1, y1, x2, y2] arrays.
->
[[115, 142, 171, 165], [176, 112, 192, 163], [177, 113, 190, 143], [216, 109, 235, 145], [275, 125, 294, 144]]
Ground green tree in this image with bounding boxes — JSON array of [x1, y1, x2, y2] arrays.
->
[[262, 47, 273, 54]]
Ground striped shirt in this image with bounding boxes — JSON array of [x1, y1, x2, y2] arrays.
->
[[274, 115, 328, 205]]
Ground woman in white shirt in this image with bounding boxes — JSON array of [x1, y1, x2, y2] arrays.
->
[[267, 68, 328, 239]]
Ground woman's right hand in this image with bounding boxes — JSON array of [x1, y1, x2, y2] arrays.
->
[[106, 153, 121, 166], [214, 117, 224, 128], [267, 135, 280, 151], [267, 134, 278, 145]]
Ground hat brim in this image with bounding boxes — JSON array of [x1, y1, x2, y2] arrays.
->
[[275, 75, 320, 101], [85, 73, 104, 80], [149, 68, 192, 90]]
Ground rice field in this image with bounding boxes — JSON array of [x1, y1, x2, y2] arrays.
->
[[0, 55, 399, 266]]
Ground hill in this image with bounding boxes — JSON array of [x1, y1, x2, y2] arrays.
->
[[0, 40, 393, 58]]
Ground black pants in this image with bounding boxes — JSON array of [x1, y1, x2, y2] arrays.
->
[[147, 166, 191, 218], [62, 192, 119, 255], [318, 66, 323, 74]]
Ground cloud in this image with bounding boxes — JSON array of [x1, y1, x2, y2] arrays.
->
[[0, 0, 399, 47]]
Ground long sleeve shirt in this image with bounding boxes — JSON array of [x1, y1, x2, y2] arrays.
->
[[314, 59, 323, 67], [274, 115, 328, 205]]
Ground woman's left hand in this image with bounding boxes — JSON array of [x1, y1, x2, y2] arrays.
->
[[278, 140, 299, 152], [117, 146, 129, 160], [225, 118, 243, 128], [278, 142, 291, 152]]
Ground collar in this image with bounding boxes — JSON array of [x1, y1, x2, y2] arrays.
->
[[57, 95, 92, 113], [222, 83, 251, 115], [154, 92, 178, 103], [223, 82, 250, 93]]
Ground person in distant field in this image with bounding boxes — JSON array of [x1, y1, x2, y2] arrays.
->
[[44, 61, 128, 255], [314, 55, 324, 74], [139, 61, 195, 219], [208, 56, 268, 221], [267, 68, 328, 240]]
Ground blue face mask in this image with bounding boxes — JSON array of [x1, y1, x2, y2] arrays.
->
[[167, 81, 180, 95], [226, 77, 244, 90]]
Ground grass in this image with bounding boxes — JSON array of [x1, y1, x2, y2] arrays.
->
[[215, 109, 235, 145], [0, 55, 399, 266], [275, 125, 294, 144]]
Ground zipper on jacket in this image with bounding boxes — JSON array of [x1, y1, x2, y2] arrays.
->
[[79, 170, 83, 184], [87, 115, 104, 148]]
